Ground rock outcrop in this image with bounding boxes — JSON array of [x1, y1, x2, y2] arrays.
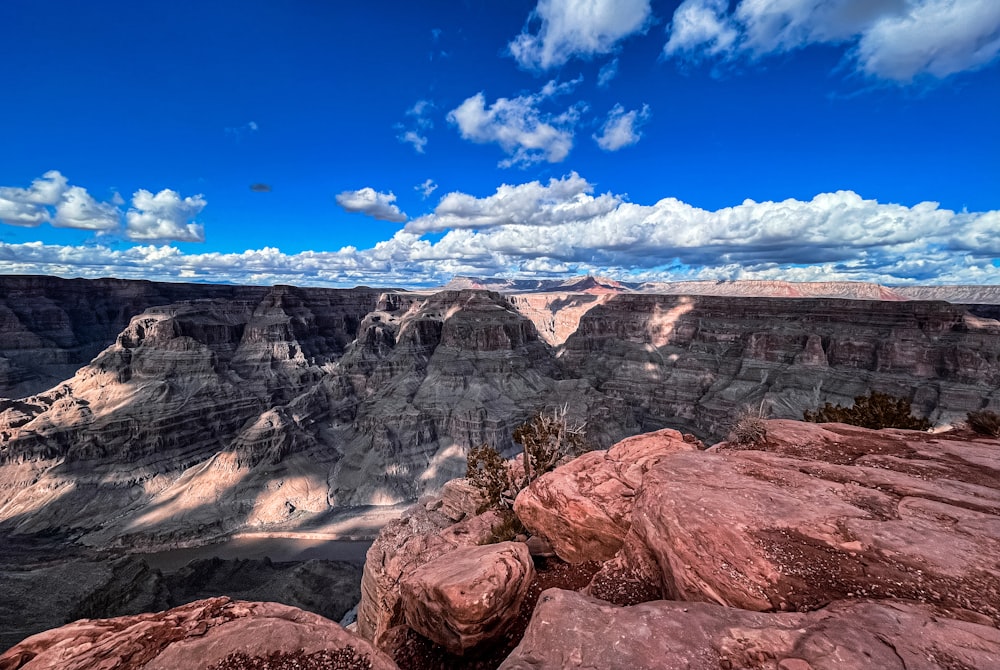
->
[[499, 588, 1000, 670], [355, 420, 1000, 668], [400, 542, 534, 654], [0, 596, 398, 670], [356, 479, 499, 645], [513, 428, 696, 563], [618, 421, 1000, 623]]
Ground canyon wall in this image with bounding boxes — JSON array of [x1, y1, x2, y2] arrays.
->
[[1, 276, 999, 549]]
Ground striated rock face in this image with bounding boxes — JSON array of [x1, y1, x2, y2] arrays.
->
[[2, 276, 1000, 553], [499, 588, 1000, 670], [400, 542, 534, 655], [614, 420, 1000, 624], [0, 596, 398, 670], [513, 428, 696, 563], [557, 294, 1000, 439], [0, 275, 275, 399]]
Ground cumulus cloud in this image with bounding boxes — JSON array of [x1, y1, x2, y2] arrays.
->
[[664, 0, 1000, 82], [3, 174, 998, 287], [1, 172, 211, 242], [447, 78, 584, 168], [52, 187, 121, 231], [416, 179, 438, 199], [126, 189, 207, 242], [509, 0, 653, 70], [594, 104, 651, 151], [0, 171, 69, 226], [336, 187, 408, 223]]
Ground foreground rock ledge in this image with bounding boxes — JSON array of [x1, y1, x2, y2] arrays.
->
[[499, 588, 1000, 670], [0, 596, 398, 670]]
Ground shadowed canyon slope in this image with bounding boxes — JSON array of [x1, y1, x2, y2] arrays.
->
[[2, 276, 1000, 548]]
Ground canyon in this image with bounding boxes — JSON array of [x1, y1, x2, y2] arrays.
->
[[2, 274, 1000, 657]]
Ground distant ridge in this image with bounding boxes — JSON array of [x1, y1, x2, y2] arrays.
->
[[441, 275, 1000, 303]]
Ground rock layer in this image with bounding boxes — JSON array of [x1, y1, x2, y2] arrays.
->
[[617, 420, 1000, 624], [2, 277, 1000, 551], [0, 596, 398, 670], [400, 542, 534, 654], [513, 428, 696, 563], [499, 588, 1000, 670]]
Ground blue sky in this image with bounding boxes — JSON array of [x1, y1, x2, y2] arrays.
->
[[1, 0, 998, 286]]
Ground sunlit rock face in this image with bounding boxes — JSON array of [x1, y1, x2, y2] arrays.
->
[[554, 294, 1000, 439], [1, 276, 999, 550]]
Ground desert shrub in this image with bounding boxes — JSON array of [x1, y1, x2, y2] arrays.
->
[[728, 407, 768, 447], [466, 444, 514, 510], [512, 405, 589, 483], [482, 509, 528, 545], [967, 409, 1000, 437], [803, 391, 931, 431], [466, 406, 589, 512]]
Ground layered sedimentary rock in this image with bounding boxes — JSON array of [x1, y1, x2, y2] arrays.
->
[[400, 541, 534, 654], [513, 428, 697, 563], [499, 589, 1000, 670], [622, 420, 1000, 622], [2, 276, 1000, 553], [0, 597, 398, 670], [555, 294, 1000, 438]]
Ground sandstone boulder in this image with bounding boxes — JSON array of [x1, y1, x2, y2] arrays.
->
[[513, 428, 695, 563], [355, 479, 505, 645], [623, 420, 1000, 623], [0, 596, 398, 670], [499, 588, 1000, 670], [400, 541, 534, 655]]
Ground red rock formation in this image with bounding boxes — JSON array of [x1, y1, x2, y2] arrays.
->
[[513, 428, 696, 563], [499, 588, 1000, 670], [618, 420, 1000, 623], [0, 596, 398, 670], [400, 542, 534, 654]]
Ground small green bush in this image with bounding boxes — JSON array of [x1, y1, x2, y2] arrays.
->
[[967, 409, 1000, 437], [803, 391, 931, 431]]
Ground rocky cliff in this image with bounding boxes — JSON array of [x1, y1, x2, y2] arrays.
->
[[351, 421, 1000, 669], [7, 421, 999, 668], [2, 276, 1000, 550]]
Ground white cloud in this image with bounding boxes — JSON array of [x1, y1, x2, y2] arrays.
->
[[416, 179, 438, 199], [447, 79, 584, 168], [406, 172, 620, 234], [335, 187, 408, 223], [597, 58, 619, 87], [52, 186, 121, 231], [664, 0, 1000, 82], [397, 99, 434, 154], [0, 171, 69, 226], [399, 130, 428, 153], [3, 174, 999, 287], [126, 189, 206, 242], [594, 104, 651, 151], [509, 0, 653, 70], [664, 0, 739, 58]]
